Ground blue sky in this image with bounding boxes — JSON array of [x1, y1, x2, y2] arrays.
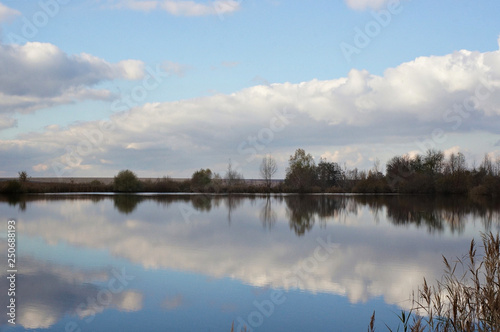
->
[[0, 0, 499, 178]]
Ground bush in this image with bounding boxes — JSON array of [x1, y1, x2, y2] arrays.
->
[[113, 170, 141, 192], [0, 180, 23, 194], [18, 171, 29, 182], [191, 169, 212, 191]]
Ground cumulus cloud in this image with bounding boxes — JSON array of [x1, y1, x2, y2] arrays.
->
[[321, 147, 364, 168], [1, 44, 500, 177], [0, 41, 145, 128], [0, 2, 20, 23], [106, 0, 241, 16], [0, 42, 144, 100]]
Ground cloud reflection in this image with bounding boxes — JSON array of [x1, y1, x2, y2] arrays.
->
[[0, 255, 143, 330], [2, 195, 499, 318], [162, 294, 184, 310]]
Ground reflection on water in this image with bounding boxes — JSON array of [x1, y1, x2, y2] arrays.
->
[[0, 256, 142, 329], [0, 194, 499, 331], [4, 194, 498, 234], [113, 194, 143, 214], [260, 196, 277, 230]]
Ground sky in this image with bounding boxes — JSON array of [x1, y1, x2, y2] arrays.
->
[[0, 0, 499, 179]]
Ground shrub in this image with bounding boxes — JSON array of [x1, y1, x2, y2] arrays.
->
[[191, 169, 212, 191], [0, 180, 23, 194], [113, 170, 141, 192], [18, 171, 29, 182]]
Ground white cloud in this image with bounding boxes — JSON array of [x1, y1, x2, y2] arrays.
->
[[17, 305, 58, 329], [0, 2, 20, 23], [0, 114, 16, 129], [0, 42, 145, 98], [107, 0, 241, 16], [1, 44, 500, 177], [163, 0, 241, 16], [110, 0, 159, 11], [344, 0, 398, 10], [443, 145, 461, 158], [321, 147, 364, 168], [0, 42, 145, 116], [32, 163, 49, 172], [162, 60, 190, 77], [115, 291, 144, 311]]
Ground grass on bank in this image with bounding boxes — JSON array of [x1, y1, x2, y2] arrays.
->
[[369, 232, 500, 332]]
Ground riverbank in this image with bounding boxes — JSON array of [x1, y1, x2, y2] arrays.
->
[[0, 176, 498, 196], [0, 177, 285, 194]]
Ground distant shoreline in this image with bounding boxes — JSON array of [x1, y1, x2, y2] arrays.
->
[[0, 177, 284, 185], [0, 177, 287, 195]]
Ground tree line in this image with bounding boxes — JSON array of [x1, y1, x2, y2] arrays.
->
[[1, 148, 499, 195]]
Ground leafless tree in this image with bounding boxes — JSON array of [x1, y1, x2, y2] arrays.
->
[[225, 159, 244, 187], [260, 154, 278, 189]]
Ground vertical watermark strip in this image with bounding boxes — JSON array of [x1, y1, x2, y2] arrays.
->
[[6, 219, 17, 325]]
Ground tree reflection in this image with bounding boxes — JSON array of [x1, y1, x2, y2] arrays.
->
[[285, 195, 316, 235], [224, 195, 245, 224], [113, 195, 142, 214], [4, 194, 27, 211], [260, 196, 277, 230], [2, 193, 499, 234], [284, 195, 346, 236], [351, 195, 488, 233], [191, 195, 212, 212]]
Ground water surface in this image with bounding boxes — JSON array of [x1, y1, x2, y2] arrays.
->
[[0, 194, 499, 331]]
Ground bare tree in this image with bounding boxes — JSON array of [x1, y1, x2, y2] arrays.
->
[[225, 159, 244, 187], [260, 154, 278, 189]]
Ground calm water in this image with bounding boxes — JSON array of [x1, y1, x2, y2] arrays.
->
[[1, 194, 499, 331]]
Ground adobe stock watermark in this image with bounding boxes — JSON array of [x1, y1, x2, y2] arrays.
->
[[234, 235, 340, 331], [65, 267, 135, 332], [51, 64, 170, 178], [7, 0, 71, 44], [340, 0, 406, 63]]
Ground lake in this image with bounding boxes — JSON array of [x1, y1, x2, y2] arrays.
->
[[1, 194, 499, 331]]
